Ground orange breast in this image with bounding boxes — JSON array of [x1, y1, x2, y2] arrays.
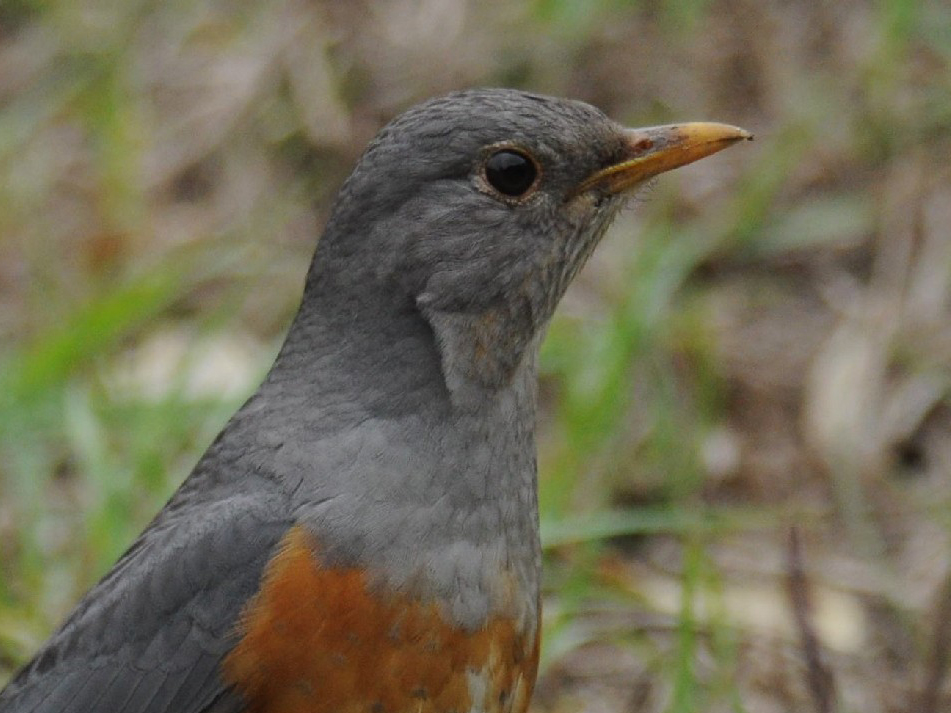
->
[[223, 526, 539, 713]]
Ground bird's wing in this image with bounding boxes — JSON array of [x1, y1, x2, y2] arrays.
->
[[0, 490, 290, 713]]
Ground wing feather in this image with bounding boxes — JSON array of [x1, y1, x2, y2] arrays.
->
[[0, 491, 290, 713]]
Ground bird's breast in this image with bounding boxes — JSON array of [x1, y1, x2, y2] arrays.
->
[[223, 525, 540, 713]]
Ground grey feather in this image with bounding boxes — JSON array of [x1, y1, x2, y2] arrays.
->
[[0, 88, 671, 712]]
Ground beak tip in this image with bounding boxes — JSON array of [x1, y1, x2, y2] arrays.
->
[[724, 125, 753, 142]]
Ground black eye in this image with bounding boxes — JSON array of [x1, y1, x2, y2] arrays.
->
[[484, 149, 538, 198]]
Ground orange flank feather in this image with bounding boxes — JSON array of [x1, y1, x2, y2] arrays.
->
[[223, 526, 539, 713]]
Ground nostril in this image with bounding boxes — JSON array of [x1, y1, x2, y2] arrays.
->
[[632, 138, 654, 154]]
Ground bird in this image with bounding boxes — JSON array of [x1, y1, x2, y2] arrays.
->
[[0, 88, 750, 713]]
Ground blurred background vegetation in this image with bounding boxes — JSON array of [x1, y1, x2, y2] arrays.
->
[[1, 0, 951, 710]]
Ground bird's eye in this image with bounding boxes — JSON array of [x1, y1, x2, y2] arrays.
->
[[483, 149, 539, 198]]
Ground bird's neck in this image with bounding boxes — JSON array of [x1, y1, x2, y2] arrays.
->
[[418, 303, 544, 410], [266, 278, 452, 417], [239, 273, 542, 632], [267, 261, 543, 416]]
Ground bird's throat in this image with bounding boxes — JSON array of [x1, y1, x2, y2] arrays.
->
[[419, 303, 543, 410]]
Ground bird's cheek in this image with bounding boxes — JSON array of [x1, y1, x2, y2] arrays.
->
[[563, 191, 602, 227]]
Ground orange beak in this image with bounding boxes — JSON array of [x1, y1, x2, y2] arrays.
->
[[576, 122, 752, 196]]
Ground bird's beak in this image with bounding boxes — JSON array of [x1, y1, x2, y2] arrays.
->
[[576, 122, 752, 197]]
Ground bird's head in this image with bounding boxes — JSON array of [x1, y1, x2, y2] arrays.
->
[[302, 89, 750, 402]]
